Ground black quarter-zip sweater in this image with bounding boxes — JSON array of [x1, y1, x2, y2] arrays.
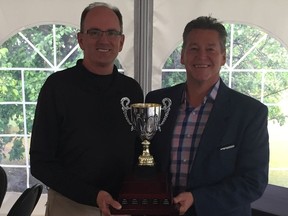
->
[[30, 60, 143, 206]]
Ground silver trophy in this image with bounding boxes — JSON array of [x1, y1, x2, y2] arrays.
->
[[121, 97, 172, 166]]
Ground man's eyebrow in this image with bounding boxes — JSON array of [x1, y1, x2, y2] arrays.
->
[[207, 42, 218, 46]]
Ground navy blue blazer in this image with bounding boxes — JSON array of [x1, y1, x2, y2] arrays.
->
[[145, 79, 269, 216]]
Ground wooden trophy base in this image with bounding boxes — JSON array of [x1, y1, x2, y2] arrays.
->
[[110, 167, 178, 216]]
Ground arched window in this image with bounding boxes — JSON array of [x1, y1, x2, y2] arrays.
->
[[0, 24, 123, 192], [162, 23, 288, 188]]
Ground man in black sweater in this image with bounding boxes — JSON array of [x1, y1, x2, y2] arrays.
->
[[30, 2, 143, 216]]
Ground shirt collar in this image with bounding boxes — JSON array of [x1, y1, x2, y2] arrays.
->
[[182, 79, 220, 106]]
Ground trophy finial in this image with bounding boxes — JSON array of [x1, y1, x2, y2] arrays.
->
[[158, 98, 172, 131], [120, 97, 134, 131]]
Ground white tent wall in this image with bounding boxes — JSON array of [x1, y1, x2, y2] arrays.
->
[[0, 0, 135, 77], [152, 0, 288, 89]]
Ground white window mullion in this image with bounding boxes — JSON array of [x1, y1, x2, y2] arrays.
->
[[18, 32, 54, 68], [53, 24, 57, 68], [20, 69, 30, 188]]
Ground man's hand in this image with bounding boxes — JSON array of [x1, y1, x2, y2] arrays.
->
[[173, 192, 194, 215], [97, 190, 121, 216]]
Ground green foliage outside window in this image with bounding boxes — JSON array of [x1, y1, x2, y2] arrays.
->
[[0, 25, 83, 165]]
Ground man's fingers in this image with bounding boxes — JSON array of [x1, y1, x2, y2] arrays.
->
[[110, 200, 122, 210]]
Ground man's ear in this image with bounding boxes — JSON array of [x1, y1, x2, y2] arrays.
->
[[118, 34, 125, 52], [221, 51, 226, 66], [180, 48, 185, 65], [77, 32, 84, 50]]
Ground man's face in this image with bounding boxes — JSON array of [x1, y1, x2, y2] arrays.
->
[[181, 29, 226, 85], [77, 6, 124, 71]]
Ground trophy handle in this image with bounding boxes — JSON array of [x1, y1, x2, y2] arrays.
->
[[158, 98, 172, 131], [120, 97, 134, 131]]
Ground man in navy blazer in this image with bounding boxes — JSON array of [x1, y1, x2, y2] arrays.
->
[[145, 16, 269, 216]]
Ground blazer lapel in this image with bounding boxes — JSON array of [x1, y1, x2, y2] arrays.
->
[[196, 81, 232, 153]]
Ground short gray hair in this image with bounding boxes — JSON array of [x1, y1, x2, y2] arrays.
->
[[80, 2, 123, 33], [182, 16, 227, 52]]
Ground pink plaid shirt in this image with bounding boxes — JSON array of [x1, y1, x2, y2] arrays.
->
[[170, 80, 219, 195]]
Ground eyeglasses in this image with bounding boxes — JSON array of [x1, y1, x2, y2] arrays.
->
[[85, 29, 122, 39]]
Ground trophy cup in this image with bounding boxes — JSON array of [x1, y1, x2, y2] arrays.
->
[[110, 97, 178, 215]]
